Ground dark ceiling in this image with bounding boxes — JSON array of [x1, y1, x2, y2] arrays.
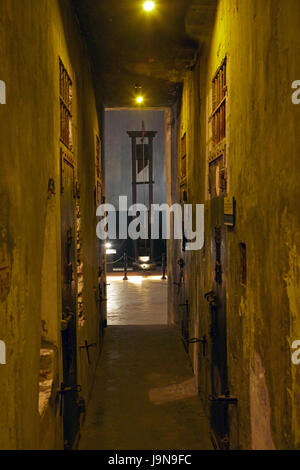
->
[[72, 0, 198, 108]]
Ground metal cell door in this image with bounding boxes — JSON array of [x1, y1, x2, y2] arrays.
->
[[208, 196, 229, 448], [60, 155, 80, 449]]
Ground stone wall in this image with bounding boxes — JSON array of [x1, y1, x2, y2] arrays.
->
[[168, 0, 300, 450], [0, 0, 105, 449]]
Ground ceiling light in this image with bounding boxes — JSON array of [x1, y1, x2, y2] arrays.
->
[[143, 1, 155, 12], [136, 96, 144, 104]]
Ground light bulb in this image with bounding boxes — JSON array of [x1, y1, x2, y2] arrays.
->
[[143, 1, 155, 12]]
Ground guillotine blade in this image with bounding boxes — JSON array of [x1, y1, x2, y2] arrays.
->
[[136, 144, 149, 174]]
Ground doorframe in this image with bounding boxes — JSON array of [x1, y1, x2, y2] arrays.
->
[[59, 146, 81, 449]]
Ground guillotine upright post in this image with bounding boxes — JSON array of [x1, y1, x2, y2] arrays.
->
[[127, 129, 157, 263], [131, 136, 138, 261]]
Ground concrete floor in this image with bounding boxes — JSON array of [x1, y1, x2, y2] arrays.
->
[[79, 277, 212, 450]]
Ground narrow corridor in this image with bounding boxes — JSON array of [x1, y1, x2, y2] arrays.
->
[[79, 277, 212, 450], [1, 0, 300, 452]]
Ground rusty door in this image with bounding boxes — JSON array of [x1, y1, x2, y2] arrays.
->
[[60, 155, 80, 449], [208, 196, 229, 448]]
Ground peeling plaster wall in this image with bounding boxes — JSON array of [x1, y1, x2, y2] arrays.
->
[[0, 0, 104, 449], [250, 352, 275, 450], [168, 0, 300, 449]]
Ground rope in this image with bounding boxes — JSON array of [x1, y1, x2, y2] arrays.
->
[[106, 256, 124, 265], [126, 253, 166, 263]]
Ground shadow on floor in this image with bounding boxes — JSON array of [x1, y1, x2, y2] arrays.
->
[[79, 325, 212, 450]]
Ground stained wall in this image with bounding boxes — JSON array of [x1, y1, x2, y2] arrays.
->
[[0, 0, 105, 449], [168, 0, 300, 449]]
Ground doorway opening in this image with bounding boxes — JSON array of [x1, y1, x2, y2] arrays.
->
[[104, 108, 169, 326]]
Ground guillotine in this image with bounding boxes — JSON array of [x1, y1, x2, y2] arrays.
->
[[127, 122, 157, 263]]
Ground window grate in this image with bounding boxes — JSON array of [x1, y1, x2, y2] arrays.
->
[[208, 57, 228, 198], [180, 133, 187, 182], [59, 59, 73, 150], [95, 135, 102, 205], [212, 58, 227, 145]]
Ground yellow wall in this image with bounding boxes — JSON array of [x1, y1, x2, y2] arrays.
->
[[168, 0, 300, 449], [0, 0, 105, 449]]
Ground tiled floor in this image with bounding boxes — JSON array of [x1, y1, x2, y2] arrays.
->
[[107, 275, 168, 326]]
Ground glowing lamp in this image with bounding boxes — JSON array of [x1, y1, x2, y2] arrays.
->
[[136, 96, 144, 104], [139, 256, 150, 263], [143, 1, 155, 12]]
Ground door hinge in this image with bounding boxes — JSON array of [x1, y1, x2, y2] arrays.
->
[[57, 382, 82, 416]]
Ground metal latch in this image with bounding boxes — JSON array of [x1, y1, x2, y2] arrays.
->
[[204, 291, 217, 307], [80, 340, 97, 364], [61, 308, 74, 331], [191, 335, 208, 357], [179, 300, 189, 311], [57, 382, 82, 416], [209, 391, 238, 405], [183, 335, 207, 356]]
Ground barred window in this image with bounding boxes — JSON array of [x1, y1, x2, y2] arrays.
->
[[95, 135, 102, 205], [212, 58, 226, 145], [96, 135, 101, 181], [59, 59, 73, 150], [180, 133, 187, 182], [208, 57, 228, 198]]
